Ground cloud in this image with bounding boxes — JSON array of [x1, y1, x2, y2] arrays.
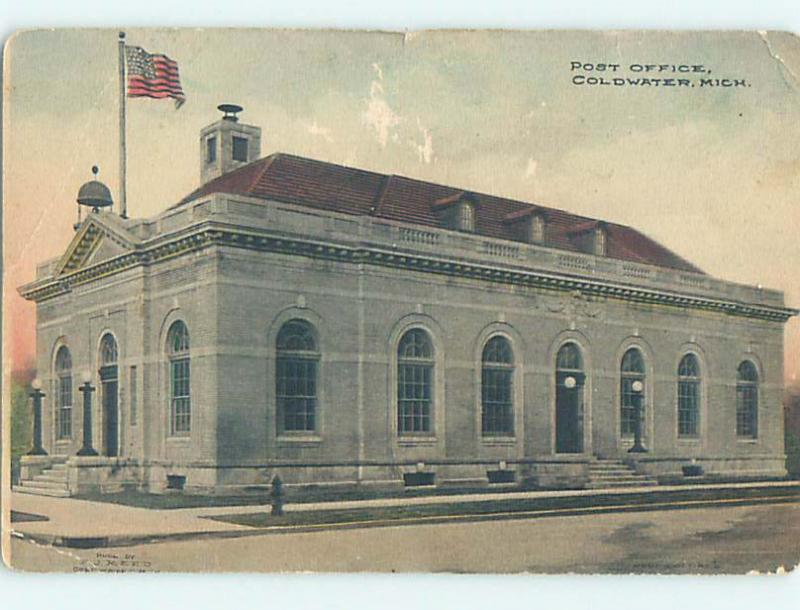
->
[[525, 157, 538, 179], [306, 120, 334, 143], [410, 119, 434, 164], [362, 63, 402, 147]]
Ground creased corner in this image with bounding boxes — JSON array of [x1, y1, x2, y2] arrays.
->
[[757, 30, 800, 91]]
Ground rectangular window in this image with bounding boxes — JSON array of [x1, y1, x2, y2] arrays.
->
[[171, 358, 191, 435], [57, 375, 72, 440], [206, 136, 216, 163], [129, 366, 138, 426], [677, 380, 699, 436], [398, 363, 432, 434], [482, 368, 514, 435], [232, 136, 248, 162], [276, 357, 317, 432]]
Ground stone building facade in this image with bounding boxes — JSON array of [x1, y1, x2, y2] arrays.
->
[[18, 109, 797, 495]]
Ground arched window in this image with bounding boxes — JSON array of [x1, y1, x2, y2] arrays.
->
[[555, 342, 585, 454], [620, 348, 645, 437], [276, 320, 319, 433], [99, 333, 118, 367], [481, 336, 514, 436], [557, 342, 583, 371], [397, 328, 434, 435], [678, 354, 701, 437], [167, 321, 191, 435], [55, 346, 73, 440], [736, 361, 759, 438]]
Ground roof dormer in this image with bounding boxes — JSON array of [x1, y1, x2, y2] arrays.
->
[[567, 220, 608, 256], [432, 192, 478, 233], [503, 207, 547, 245]]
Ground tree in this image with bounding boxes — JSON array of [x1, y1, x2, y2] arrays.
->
[[10, 369, 35, 483]]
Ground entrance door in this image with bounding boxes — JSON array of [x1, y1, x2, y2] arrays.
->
[[555, 371, 584, 453], [100, 365, 119, 457]]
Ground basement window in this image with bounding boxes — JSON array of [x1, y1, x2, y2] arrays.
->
[[166, 474, 186, 491]]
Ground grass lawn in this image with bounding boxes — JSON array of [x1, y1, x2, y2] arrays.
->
[[205, 484, 800, 529], [71, 476, 795, 511]]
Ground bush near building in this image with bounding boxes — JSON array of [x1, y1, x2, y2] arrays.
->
[[10, 368, 35, 485], [785, 383, 800, 479]]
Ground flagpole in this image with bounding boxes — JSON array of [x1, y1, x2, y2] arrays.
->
[[118, 31, 128, 219]]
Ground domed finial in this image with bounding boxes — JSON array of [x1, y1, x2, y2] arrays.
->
[[77, 167, 113, 212]]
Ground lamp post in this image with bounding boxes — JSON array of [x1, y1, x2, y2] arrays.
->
[[27, 378, 48, 456], [628, 379, 648, 453], [77, 370, 98, 457]]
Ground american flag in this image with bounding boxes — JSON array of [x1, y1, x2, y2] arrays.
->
[[125, 45, 185, 108]]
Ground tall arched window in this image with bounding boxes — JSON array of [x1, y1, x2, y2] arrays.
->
[[620, 348, 645, 437], [167, 321, 191, 435], [481, 336, 514, 436], [55, 346, 73, 440], [736, 361, 759, 439], [678, 353, 701, 437], [397, 328, 434, 435], [276, 320, 319, 433], [555, 342, 585, 454]]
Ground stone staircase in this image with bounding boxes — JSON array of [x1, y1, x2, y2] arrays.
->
[[587, 457, 658, 489], [16, 461, 71, 497]]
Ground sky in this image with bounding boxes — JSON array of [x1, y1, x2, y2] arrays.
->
[[4, 28, 800, 381]]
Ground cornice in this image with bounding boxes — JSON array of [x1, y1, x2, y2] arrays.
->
[[19, 225, 798, 323]]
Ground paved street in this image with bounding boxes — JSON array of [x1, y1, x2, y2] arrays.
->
[[9, 499, 800, 574]]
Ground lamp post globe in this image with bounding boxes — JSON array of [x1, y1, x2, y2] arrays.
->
[[628, 378, 647, 453]]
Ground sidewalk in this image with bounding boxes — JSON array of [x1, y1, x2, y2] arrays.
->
[[10, 480, 800, 548]]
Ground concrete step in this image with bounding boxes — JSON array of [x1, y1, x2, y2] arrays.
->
[[21, 479, 69, 491], [15, 484, 71, 498], [49, 463, 68, 471], [18, 480, 71, 497], [36, 474, 69, 484]]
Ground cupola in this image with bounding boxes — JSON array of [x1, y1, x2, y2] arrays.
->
[[200, 104, 262, 184]]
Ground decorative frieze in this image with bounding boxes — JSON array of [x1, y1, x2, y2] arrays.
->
[[19, 224, 798, 323]]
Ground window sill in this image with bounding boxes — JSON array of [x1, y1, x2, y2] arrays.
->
[[396, 435, 438, 446], [677, 436, 702, 443], [166, 435, 191, 442], [277, 434, 322, 444], [736, 438, 759, 444], [480, 436, 517, 446]]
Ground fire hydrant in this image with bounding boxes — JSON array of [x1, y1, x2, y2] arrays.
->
[[271, 475, 284, 516]]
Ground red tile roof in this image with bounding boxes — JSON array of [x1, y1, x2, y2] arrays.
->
[[176, 153, 704, 274]]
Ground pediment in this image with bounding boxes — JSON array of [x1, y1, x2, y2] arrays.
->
[[55, 215, 137, 276]]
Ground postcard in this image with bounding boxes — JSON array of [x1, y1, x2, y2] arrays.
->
[[3, 28, 799, 573]]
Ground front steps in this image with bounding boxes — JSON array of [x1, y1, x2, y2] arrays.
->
[[17, 462, 71, 497], [587, 458, 658, 489]]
